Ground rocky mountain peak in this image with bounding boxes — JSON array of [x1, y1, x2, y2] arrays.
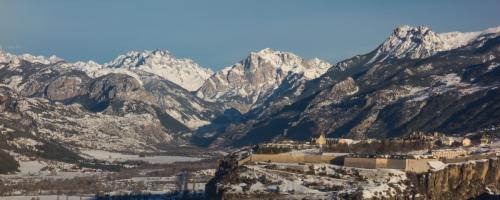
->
[[196, 48, 331, 113], [243, 48, 331, 80], [254, 47, 275, 55], [378, 25, 444, 60], [104, 50, 213, 91], [392, 25, 431, 38], [0, 49, 62, 66], [364, 25, 500, 64], [106, 50, 171, 68], [246, 48, 298, 66]]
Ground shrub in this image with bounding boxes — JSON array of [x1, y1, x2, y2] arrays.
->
[[0, 149, 19, 174]]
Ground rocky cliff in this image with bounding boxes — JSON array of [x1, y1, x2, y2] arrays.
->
[[407, 157, 500, 200], [205, 156, 500, 200]]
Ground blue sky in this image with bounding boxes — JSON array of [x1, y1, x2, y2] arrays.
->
[[1, 0, 499, 70]]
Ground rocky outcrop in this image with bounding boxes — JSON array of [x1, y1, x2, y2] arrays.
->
[[46, 76, 87, 101], [406, 157, 500, 200], [0, 86, 20, 113], [0, 86, 36, 131], [86, 73, 145, 112], [206, 156, 500, 200], [205, 155, 240, 200]]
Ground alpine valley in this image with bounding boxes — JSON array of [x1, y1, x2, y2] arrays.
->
[[1, 25, 500, 157]]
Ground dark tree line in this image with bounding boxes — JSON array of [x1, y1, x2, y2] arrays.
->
[[0, 149, 19, 174], [253, 145, 292, 154]]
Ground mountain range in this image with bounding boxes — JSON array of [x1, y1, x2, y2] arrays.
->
[[1, 25, 499, 158]]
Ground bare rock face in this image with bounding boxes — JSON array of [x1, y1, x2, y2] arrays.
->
[[88, 73, 142, 104], [46, 76, 86, 101], [0, 86, 36, 136], [142, 78, 222, 129], [0, 86, 19, 113], [407, 157, 500, 200], [19, 80, 44, 97]]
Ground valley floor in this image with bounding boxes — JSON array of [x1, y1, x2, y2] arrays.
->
[[0, 147, 224, 199]]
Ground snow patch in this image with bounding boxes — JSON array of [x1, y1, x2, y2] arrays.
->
[[487, 62, 499, 71], [105, 50, 213, 91], [81, 150, 202, 164], [428, 161, 447, 171], [432, 73, 461, 86]]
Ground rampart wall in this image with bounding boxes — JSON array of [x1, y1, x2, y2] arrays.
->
[[405, 158, 437, 173], [344, 157, 377, 169], [236, 152, 497, 174], [246, 153, 336, 164], [344, 157, 438, 172]]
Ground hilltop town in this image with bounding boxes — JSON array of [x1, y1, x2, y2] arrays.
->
[[206, 132, 500, 199]]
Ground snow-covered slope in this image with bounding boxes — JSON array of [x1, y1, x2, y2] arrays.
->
[[196, 48, 331, 113], [0, 48, 223, 132], [1, 49, 213, 92], [368, 25, 500, 63], [0, 49, 63, 67], [104, 50, 213, 91], [438, 26, 500, 49]]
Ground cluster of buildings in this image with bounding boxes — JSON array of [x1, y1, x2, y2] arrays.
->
[[257, 140, 315, 150], [226, 132, 498, 174], [314, 133, 370, 147], [259, 132, 492, 153], [343, 156, 436, 173], [314, 132, 492, 148]]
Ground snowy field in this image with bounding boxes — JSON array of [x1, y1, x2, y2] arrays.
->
[[222, 162, 408, 199], [0, 160, 105, 179], [81, 149, 202, 164], [0, 195, 93, 200], [17, 160, 46, 175]]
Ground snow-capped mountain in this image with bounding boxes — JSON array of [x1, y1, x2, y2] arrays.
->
[[2, 24, 500, 150], [104, 50, 213, 91], [196, 48, 331, 113], [366, 25, 500, 64], [208, 25, 500, 147], [0, 48, 225, 142], [0, 49, 63, 67], [1, 49, 214, 92]]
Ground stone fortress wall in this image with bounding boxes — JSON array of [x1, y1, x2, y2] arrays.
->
[[343, 157, 435, 173], [237, 153, 336, 166], [405, 158, 438, 173], [240, 152, 439, 173], [236, 149, 498, 173]]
